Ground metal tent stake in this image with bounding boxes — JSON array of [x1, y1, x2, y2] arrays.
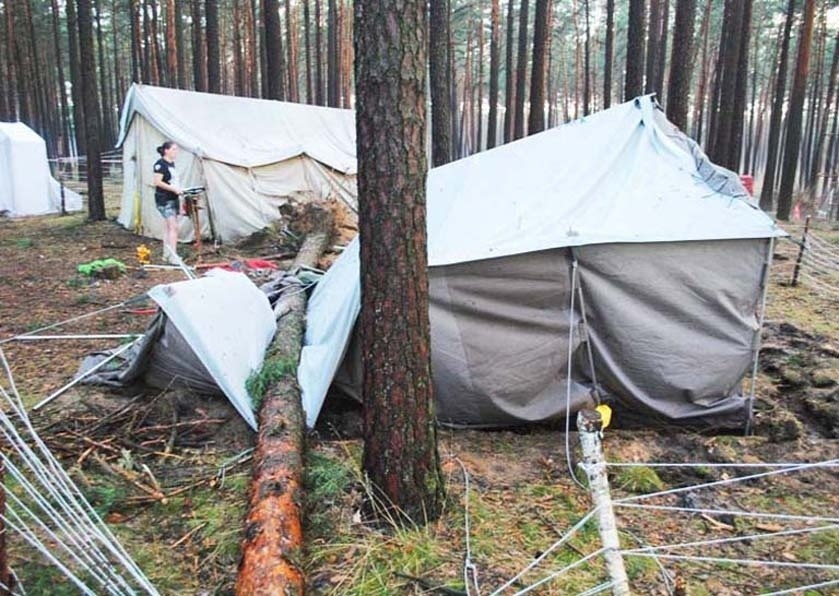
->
[[577, 409, 631, 596]]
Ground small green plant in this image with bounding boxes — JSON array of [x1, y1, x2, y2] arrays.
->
[[15, 237, 34, 248], [245, 357, 296, 407], [86, 483, 128, 516], [77, 258, 127, 277]]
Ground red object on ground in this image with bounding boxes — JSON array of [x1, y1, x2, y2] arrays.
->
[[740, 174, 754, 196]]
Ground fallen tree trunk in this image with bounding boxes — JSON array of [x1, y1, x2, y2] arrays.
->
[[236, 206, 334, 596]]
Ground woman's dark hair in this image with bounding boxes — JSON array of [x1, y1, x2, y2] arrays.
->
[[156, 141, 176, 156]]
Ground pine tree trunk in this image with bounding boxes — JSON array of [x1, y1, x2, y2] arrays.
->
[[476, 17, 485, 150], [645, 0, 661, 95], [503, 0, 516, 142], [583, 0, 590, 115], [67, 0, 87, 155], [327, 0, 339, 106], [0, 1, 11, 121], [95, 0, 113, 145], [430, 0, 452, 165], [76, 0, 105, 220], [50, 0, 71, 148], [129, 0, 142, 82], [777, 0, 816, 221], [708, 0, 746, 169], [625, 0, 645, 100], [314, 0, 324, 104], [192, 0, 207, 91], [303, 0, 313, 102], [603, 0, 614, 109], [354, 0, 445, 524], [759, 0, 795, 210], [513, 0, 529, 139], [487, 0, 501, 148], [810, 30, 839, 195], [206, 0, 221, 92], [165, 0, 179, 87], [263, 0, 285, 99], [665, 0, 695, 130], [727, 0, 753, 171], [528, 0, 550, 133], [691, 0, 712, 141], [286, 0, 300, 102]]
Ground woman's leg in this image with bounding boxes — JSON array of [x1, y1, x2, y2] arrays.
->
[[166, 217, 179, 261]]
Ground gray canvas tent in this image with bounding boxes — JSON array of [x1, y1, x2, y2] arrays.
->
[[299, 96, 787, 429]]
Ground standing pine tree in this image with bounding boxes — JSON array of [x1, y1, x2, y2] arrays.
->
[[777, 0, 816, 220], [527, 0, 551, 133], [666, 0, 696, 130], [76, 0, 105, 221], [206, 0, 221, 93], [430, 0, 452, 165], [354, 0, 445, 523], [625, 0, 645, 100], [603, 0, 614, 108], [513, 0, 529, 139], [487, 0, 501, 148]]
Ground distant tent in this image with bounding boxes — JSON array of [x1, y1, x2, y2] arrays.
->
[[115, 84, 357, 243], [0, 122, 83, 217], [299, 96, 788, 430]]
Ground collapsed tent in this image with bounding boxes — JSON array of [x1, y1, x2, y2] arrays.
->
[[115, 84, 357, 242], [82, 270, 276, 430], [299, 96, 787, 429], [0, 122, 83, 217]]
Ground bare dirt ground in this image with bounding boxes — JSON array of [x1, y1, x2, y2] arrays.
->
[[0, 197, 837, 594]]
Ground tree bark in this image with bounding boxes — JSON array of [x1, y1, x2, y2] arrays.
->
[[503, 0, 516, 142], [727, 0, 753, 171], [235, 212, 333, 596], [76, 0, 105, 220], [263, 0, 286, 99], [327, 0, 340, 106], [582, 0, 590, 115], [192, 0, 208, 91], [430, 0, 452, 166], [303, 0, 313, 102], [314, 0, 324, 104], [165, 0, 179, 87], [665, 0, 695, 130], [487, 0, 501, 148], [206, 0, 221, 93], [513, 0, 529, 139], [354, 0, 445, 523], [777, 0, 816, 221], [528, 0, 551, 133], [286, 0, 300, 102], [603, 0, 614, 108], [67, 0, 86, 154], [655, 0, 669, 100], [810, 30, 839, 196], [50, 0, 71, 148], [625, 0, 645, 100], [645, 0, 661, 95], [759, 0, 795, 210], [94, 0, 113, 145]]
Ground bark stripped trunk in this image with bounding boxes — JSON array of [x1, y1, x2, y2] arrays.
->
[[354, 0, 445, 523], [430, 0, 452, 166], [666, 0, 696, 131], [759, 0, 795, 210], [236, 211, 333, 596], [777, 0, 816, 220], [625, 0, 645, 100]]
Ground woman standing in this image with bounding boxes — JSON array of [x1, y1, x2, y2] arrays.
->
[[152, 141, 183, 263]]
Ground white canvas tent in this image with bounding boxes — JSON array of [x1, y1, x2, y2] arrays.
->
[[0, 122, 83, 217], [116, 84, 357, 242], [299, 96, 788, 429]]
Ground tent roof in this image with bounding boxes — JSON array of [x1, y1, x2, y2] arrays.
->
[[426, 96, 785, 266], [0, 121, 45, 144], [116, 84, 356, 173]]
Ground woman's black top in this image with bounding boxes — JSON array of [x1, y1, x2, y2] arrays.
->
[[153, 158, 178, 204]]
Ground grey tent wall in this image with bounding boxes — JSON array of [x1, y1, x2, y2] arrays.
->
[[332, 238, 769, 429]]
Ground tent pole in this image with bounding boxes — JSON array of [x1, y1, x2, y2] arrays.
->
[[745, 236, 775, 436]]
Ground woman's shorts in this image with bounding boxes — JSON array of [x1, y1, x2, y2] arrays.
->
[[156, 199, 179, 219]]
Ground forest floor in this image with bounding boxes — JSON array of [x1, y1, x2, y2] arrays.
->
[[0, 193, 837, 595]]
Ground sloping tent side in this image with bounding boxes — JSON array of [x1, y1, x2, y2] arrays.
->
[[147, 270, 277, 430]]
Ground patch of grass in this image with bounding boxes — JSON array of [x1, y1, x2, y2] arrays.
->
[[15, 237, 34, 249], [613, 465, 664, 493], [86, 483, 129, 516]]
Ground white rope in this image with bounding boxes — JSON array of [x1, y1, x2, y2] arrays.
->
[[564, 258, 586, 490], [606, 461, 839, 468], [622, 552, 839, 571], [615, 502, 839, 524], [762, 578, 839, 595], [488, 507, 600, 595], [806, 233, 839, 258], [0, 347, 158, 594], [0, 298, 144, 345], [802, 247, 839, 273], [575, 581, 617, 596], [623, 524, 839, 554], [614, 459, 839, 505], [797, 270, 839, 299], [451, 457, 480, 596], [509, 548, 606, 596]]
